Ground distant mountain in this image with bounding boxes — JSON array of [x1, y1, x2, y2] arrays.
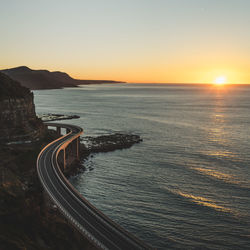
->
[[1, 66, 124, 90]]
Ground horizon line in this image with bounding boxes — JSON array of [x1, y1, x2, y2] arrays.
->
[[126, 82, 250, 85]]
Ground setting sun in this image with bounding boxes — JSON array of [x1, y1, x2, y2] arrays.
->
[[214, 76, 227, 85]]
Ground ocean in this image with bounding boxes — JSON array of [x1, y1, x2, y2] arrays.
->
[[34, 84, 250, 249]]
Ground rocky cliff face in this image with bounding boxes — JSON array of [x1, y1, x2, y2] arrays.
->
[[0, 72, 44, 143], [0, 72, 95, 249]]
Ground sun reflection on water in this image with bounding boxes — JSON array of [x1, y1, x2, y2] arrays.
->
[[200, 149, 236, 158], [207, 95, 227, 143], [192, 167, 235, 182], [175, 190, 232, 213]]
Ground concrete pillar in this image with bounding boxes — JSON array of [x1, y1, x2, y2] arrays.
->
[[76, 137, 79, 160], [57, 127, 61, 136], [63, 148, 66, 170], [57, 150, 64, 171], [57, 136, 81, 172]]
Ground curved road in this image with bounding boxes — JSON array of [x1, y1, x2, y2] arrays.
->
[[37, 123, 152, 250]]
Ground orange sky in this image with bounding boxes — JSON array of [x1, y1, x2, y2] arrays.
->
[[1, 1, 250, 84]]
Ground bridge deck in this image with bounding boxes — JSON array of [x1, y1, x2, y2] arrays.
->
[[37, 123, 152, 250]]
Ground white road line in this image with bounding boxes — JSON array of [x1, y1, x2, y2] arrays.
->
[[40, 136, 112, 249]]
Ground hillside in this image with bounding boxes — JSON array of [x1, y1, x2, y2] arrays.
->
[[1, 66, 124, 90]]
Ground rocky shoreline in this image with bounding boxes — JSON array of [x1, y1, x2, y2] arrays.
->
[[38, 113, 80, 122], [42, 113, 143, 165], [0, 74, 141, 249], [0, 111, 143, 249], [64, 133, 143, 177]]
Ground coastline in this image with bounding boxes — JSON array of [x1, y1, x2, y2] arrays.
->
[[0, 131, 96, 250], [42, 114, 143, 176], [1, 66, 126, 90], [0, 120, 143, 249]]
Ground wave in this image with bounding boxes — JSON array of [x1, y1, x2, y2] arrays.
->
[[170, 189, 233, 214], [191, 167, 250, 189]]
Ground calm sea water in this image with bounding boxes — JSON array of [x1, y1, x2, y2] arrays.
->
[[34, 84, 250, 249]]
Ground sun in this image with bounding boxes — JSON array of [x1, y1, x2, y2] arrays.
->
[[214, 76, 227, 85]]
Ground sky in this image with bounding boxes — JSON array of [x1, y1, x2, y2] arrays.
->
[[1, 0, 250, 83]]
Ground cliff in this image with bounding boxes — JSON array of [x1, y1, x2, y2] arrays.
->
[[0, 73, 96, 249], [0, 72, 44, 143], [1, 66, 124, 90], [0, 135, 95, 250]]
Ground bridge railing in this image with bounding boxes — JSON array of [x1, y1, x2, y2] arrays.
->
[[45, 123, 83, 170], [38, 123, 152, 250], [50, 126, 151, 249]]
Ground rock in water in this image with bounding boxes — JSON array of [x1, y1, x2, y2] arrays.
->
[[82, 133, 143, 154], [38, 113, 80, 122]]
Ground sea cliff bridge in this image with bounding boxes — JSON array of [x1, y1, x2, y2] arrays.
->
[[37, 123, 152, 250]]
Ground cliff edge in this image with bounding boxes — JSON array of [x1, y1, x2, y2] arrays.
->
[[0, 73, 95, 249], [0, 72, 45, 143]]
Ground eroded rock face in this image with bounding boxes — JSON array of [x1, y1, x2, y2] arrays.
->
[[0, 72, 44, 143], [0, 73, 95, 249]]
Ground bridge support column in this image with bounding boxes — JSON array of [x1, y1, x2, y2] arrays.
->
[[76, 137, 79, 160], [57, 136, 81, 171], [63, 148, 66, 170], [57, 127, 61, 136]]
